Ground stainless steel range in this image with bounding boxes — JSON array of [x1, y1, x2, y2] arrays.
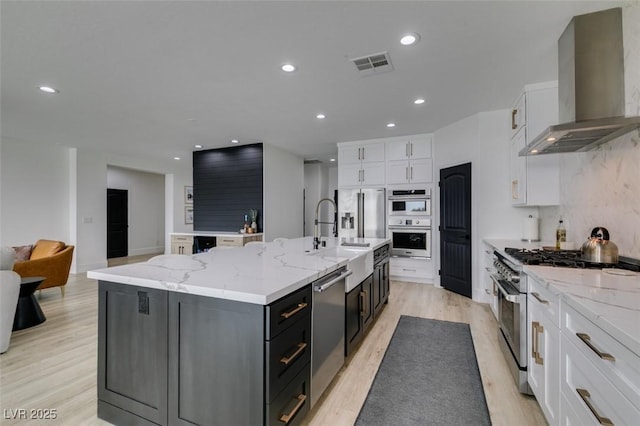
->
[[493, 247, 640, 395], [491, 250, 531, 394]]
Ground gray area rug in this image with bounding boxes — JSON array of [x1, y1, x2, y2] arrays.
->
[[356, 316, 491, 426]]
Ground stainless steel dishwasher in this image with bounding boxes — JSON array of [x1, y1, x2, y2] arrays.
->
[[311, 266, 351, 408]]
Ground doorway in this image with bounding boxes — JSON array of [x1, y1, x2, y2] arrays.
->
[[107, 188, 128, 259], [439, 162, 472, 298]]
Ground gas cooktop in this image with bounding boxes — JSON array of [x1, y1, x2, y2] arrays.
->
[[503, 247, 640, 271]]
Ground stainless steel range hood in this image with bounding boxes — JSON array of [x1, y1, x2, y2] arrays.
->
[[521, 8, 640, 156]]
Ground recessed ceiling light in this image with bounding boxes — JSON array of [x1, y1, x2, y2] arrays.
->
[[531, 149, 539, 154], [231, 139, 239, 144], [330, 158, 336, 162], [316, 114, 326, 119], [400, 33, 420, 46], [173, 157, 181, 160], [281, 64, 296, 72], [39, 86, 59, 94], [546, 136, 558, 142], [386, 123, 396, 128], [414, 98, 425, 105], [194, 144, 203, 149]]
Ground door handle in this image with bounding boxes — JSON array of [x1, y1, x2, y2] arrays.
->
[[511, 109, 518, 129]]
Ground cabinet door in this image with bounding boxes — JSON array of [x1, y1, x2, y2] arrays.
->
[[338, 145, 363, 164], [510, 129, 527, 205], [386, 160, 409, 185], [345, 284, 363, 357], [372, 264, 383, 317], [361, 162, 385, 186], [528, 302, 560, 425], [361, 275, 374, 331], [361, 143, 385, 162], [98, 282, 168, 425], [385, 141, 410, 161], [338, 163, 363, 187], [409, 137, 432, 159], [168, 293, 264, 426], [408, 158, 433, 183]]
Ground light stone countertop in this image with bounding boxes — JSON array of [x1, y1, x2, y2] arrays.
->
[[484, 238, 640, 356], [170, 231, 264, 237], [88, 236, 389, 305], [524, 265, 640, 357]]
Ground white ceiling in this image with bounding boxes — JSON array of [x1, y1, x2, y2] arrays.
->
[[0, 1, 621, 165]]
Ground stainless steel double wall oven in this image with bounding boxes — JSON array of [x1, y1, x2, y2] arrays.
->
[[387, 189, 431, 258]]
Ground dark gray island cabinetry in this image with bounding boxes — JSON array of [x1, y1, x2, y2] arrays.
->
[[97, 281, 312, 426]]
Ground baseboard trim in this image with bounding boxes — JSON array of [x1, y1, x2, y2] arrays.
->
[[129, 246, 164, 256]]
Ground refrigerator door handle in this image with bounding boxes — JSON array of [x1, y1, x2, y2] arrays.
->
[[357, 192, 364, 237]]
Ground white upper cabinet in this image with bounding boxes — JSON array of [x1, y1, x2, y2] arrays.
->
[[339, 142, 385, 164], [386, 135, 432, 161], [385, 135, 433, 185], [338, 134, 433, 188], [509, 81, 560, 206], [338, 141, 385, 187]]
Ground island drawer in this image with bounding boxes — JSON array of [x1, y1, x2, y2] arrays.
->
[[266, 285, 312, 339], [266, 364, 310, 426], [562, 302, 640, 409], [265, 312, 311, 402]]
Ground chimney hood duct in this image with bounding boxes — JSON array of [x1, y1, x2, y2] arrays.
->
[[521, 7, 640, 156]]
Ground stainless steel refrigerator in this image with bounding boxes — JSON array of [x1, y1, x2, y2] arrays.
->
[[338, 188, 386, 239]]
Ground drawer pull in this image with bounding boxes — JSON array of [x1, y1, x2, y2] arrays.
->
[[511, 109, 518, 129], [531, 292, 549, 304], [576, 388, 614, 426], [531, 321, 544, 365], [221, 239, 235, 243], [280, 302, 308, 319], [576, 333, 615, 361], [279, 394, 306, 424], [280, 342, 307, 365]]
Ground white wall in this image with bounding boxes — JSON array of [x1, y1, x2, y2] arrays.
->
[[0, 140, 71, 246], [0, 139, 192, 272], [304, 163, 335, 238], [433, 110, 537, 302], [263, 143, 304, 241], [107, 166, 165, 256]]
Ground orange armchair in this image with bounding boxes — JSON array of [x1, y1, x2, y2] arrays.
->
[[13, 240, 74, 296]]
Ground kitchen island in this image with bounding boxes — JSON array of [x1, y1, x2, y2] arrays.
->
[[87, 236, 389, 426]]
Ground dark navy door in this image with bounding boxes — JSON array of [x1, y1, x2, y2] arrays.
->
[[439, 163, 472, 298]]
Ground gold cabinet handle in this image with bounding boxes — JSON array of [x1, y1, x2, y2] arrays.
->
[[576, 333, 615, 361], [531, 292, 549, 305], [511, 109, 518, 129], [280, 302, 308, 319], [531, 321, 544, 365], [280, 342, 307, 365], [576, 388, 614, 426], [279, 394, 307, 424]]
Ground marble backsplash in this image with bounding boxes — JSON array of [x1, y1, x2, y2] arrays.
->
[[539, 130, 640, 258], [539, 3, 640, 259]]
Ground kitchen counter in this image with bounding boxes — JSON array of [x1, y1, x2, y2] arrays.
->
[[485, 238, 640, 356], [524, 265, 640, 357], [170, 231, 264, 237], [88, 236, 389, 305]]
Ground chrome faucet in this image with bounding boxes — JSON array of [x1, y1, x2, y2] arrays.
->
[[314, 198, 338, 250]]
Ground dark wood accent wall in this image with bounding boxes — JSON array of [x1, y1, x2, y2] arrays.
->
[[193, 143, 263, 232]]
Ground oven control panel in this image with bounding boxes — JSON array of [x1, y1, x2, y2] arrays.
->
[[388, 217, 431, 227]]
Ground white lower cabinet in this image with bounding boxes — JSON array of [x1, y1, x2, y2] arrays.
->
[[560, 302, 640, 425], [528, 277, 560, 425], [390, 257, 433, 283]]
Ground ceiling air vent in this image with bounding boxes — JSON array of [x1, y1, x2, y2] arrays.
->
[[351, 51, 393, 76]]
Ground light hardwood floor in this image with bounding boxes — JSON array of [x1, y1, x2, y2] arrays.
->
[[1, 260, 546, 426]]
